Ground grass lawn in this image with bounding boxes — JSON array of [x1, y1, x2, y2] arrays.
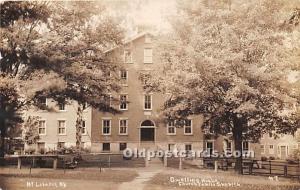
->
[[0, 167, 138, 190]]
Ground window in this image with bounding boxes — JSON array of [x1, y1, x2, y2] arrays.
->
[[38, 120, 46, 135], [120, 95, 128, 110], [260, 144, 265, 154], [185, 144, 192, 151], [269, 145, 274, 154], [206, 141, 214, 155], [168, 144, 175, 151], [268, 132, 273, 138], [102, 119, 111, 135], [124, 50, 132, 63], [81, 120, 87, 135], [102, 143, 110, 151], [145, 35, 152, 43], [144, 94, 152, 110], [226, 141, 232, 152], [119, 143, 127, 151], [58, 120, 66, 135], [120, 70, 128, 85], [58, 102, 65, 111], [144, 48, 153, 63], [242, 141, 249, 151], [167, 120, 176, 135], [184, 119, 192, 135], [57, 142, 65, 149], [119, 119, 128, 135], [39, 97, 47, 109], [82, 102, 88, 110]]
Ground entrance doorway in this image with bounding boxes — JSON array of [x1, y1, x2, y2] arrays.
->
[[140, 120, 155, 142], [280, 146, 287, 159]]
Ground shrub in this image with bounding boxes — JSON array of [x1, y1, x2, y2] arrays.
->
[[25, 147, 35, 155], [261, 156, 268, 161], [269, 156, 275, 160]]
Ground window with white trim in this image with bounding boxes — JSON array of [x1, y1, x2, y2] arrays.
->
[[81, 120, 87, 135], [38, 120, 46, 135], [269, 145, 274, 154], [144, 48, 153, 63], [167, 120, 176, 135], [185, 144, 192, 152], [184, 119, 192, 135], [58, 101, 66, 111], [206, 141, 214, 155], [102, 119, 111, 135], [260, 144, 265, 154], [58, 120, 66, 135], [168, 144, 175, 151], [120, 70, 128, 85], [124, 50, 132, 63], [40, 97, 47, 110], [242, 141, 249, 151], [144, 94, 152, 110], [119, 143, 127, 151], [119, 119, 128, 135], [226, 141, 232, 152], [102, 143, 110, 151], [120, 95, 128, 110]]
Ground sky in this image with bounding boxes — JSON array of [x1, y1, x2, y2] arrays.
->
[[104, 0, 177, 37]]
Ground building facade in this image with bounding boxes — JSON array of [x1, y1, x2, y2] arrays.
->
[[259, 130, 300, 160], [25, 99, 92, 152], [90, 33, 204, 153]]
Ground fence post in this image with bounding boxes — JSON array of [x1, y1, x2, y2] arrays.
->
[[108, 155, 111, 168], [53, 158, 58, 170], [17, 157, 22, 169], [163, 154, 167, 167], [99, 161, 102, 173], [179, 157, 182, 170], [30, 158, 32, 175], [298, 159, 299, 181], [284, 165, 287, 177], [63, 158, 66, 174], [214, 160, 218, 172], [269, 160, 272, 175], [249, 162, 253, 175]]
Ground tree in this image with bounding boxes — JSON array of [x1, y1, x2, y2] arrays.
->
[[0, 1, 124, 156], [22, 116, 40, 146], [146, 0, 300, 173], [0, 77, 23, 156]]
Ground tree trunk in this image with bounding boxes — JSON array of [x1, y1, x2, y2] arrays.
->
[[75, 104, 83, 150], [233, 116, 243, 174], [0, 118, 6, 157]]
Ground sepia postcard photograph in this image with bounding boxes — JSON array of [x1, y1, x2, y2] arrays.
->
[[0, 0, 300, 189]]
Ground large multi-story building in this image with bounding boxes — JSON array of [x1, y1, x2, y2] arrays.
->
[[90, 32, 204, 153], [22, 32, 298, 161]]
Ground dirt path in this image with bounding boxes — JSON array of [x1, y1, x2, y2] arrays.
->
[[118, 169, 162, 190]]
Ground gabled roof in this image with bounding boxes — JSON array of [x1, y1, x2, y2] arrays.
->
[[104, 31, 154, 53]]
